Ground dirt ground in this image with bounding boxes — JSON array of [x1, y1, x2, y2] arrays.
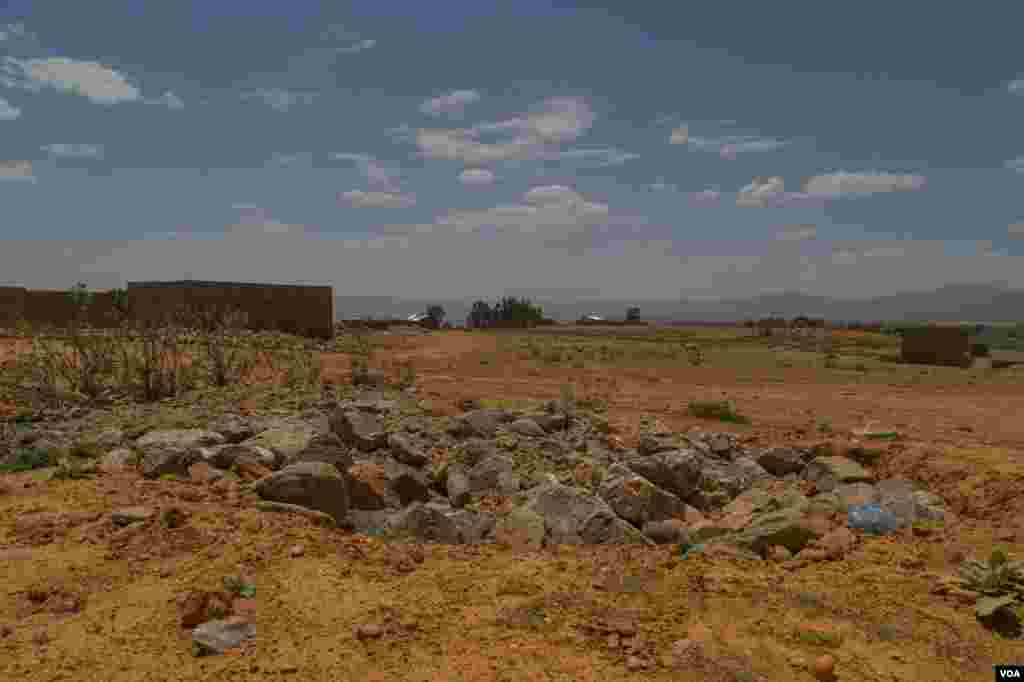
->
[[2, 327, 1023, 681]]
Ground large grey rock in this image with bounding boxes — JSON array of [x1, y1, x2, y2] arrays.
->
[[447, 509, 497, 544], [192, 617, 256, 655], [507, 418, 546, 438], [468, 454, 517, 493], [288, 433, 353, 473], [625, 450, 704, 502], [387, 433, 430, 467], [101, 447, 137, 468], [330, 409, 388, 452], [241, 426, 316, 465], [385, 502, 461, 543], [597, 463, 689, 526], [523, 482, 653, 545], [803, 456, 873, 492], [450, 409, 510, 438], [755, 447, 806, 476], [94, 428, 124, 451], [206, 415, 255, 444], [687, 457, 770, 511], [351, 367, 386, 387], [136, 429, 226, 478], [495, 508, 546, 550], [380, 459, 432, 506], [201, 443, 277, 470], [529, 413, 568, 433], [251, 461, 349, 524], [642, 519, 691, 545], [445, 464, 472, 507], [637, 434, 680, 456]]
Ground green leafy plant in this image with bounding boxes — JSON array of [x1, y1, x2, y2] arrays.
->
[[223, 575, 256, 598], [958, 547, 1024, 597]]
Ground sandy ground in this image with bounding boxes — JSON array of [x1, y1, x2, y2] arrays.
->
[[2, 328, 1023, 681]]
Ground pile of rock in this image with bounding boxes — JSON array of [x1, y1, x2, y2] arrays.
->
[[74, 389, 951, 561]]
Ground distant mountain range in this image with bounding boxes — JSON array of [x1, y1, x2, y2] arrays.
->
[[334, 284, 1024, 325]]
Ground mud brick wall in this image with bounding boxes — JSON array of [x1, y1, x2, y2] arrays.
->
[[0, 286, 27, 329], [126, 281, 334, 339], [901, 327, 971, 367]]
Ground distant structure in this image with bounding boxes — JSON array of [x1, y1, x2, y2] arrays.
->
[[900, 326, 971, 368], [0, 280, 334, 339]]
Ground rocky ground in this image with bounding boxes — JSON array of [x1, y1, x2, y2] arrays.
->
[[1, 334, 1023, 681]]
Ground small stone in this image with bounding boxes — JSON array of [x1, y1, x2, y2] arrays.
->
[[232, 598, 258, 618], [0, 624, 13, 638], [289, 544, 305, 558], [813, 654, 836, 681], [111, 507, 155, 527], [192, 617, 256, 655], [625, 655, 647, 671], [766, 545, 793, 562], [356, 623, 384, 640], [31, 629, 49, 646]]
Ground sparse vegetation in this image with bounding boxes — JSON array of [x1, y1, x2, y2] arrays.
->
[[688, 399, 750, 424]]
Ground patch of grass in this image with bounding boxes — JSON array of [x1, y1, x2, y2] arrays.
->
[[0, 447, 52, 473], [796, 626, 843, 648], [223, 575, 256, 598], [687, 400, 750, 425]]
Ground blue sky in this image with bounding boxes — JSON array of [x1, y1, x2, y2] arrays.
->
[[2, 0, 1023, 301]]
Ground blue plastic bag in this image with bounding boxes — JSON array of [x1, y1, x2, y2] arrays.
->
[[847, 503, 901, 535], [679, 543, 706, 559]]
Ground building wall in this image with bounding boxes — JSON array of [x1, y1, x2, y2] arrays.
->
[[0, 287, 26, 329], [0, 281, 333, 339], [900, 327, 971, 367], [126, 281, 334, 339]]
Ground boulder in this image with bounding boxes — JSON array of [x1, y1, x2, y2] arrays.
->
[[330, 409, 388, 452], [136, 429, 226, 479], [251, 461, 349, 524], [597, 464, 689, 526], [803, 456, 873, 493]]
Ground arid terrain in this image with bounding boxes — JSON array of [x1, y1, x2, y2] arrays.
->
[[2, 324, 1023, 681]]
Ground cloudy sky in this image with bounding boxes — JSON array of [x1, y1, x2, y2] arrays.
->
[[2, 1, 1023, 301]]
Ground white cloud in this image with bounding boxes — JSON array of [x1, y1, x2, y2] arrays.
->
[[1009, 222, 1024, 238], [417, 97, 595, 165], [3, 57, 141, 104], [1006, 157, 1024, 173], [540, 148, 639, 167], [420, 90, 481, 116], [332, 152, 400, 190], [151, 91, 184, 109], [720, 138, 788, 160], [686, 132, 788, 158], [241, 89, 317, 112], [776, 225, 817, 242], [337, 39, 376, 53], [340, 190, 416, 208], [1009, 79, 1024, 95], [690, 189, 721, 204], [802, 171, 926, 197], [459, 168, 496, 185], [0, 160, 36, 182], [41, 143, 103, 158], [736, 176, 786, 207], [0, 96, 19, 120], [669, 126, 689, 145]]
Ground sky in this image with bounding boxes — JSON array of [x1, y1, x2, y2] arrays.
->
[[2, 1, 1023, 302]]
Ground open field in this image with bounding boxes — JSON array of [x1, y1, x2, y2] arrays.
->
[[2, 325, 1023, 681]]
